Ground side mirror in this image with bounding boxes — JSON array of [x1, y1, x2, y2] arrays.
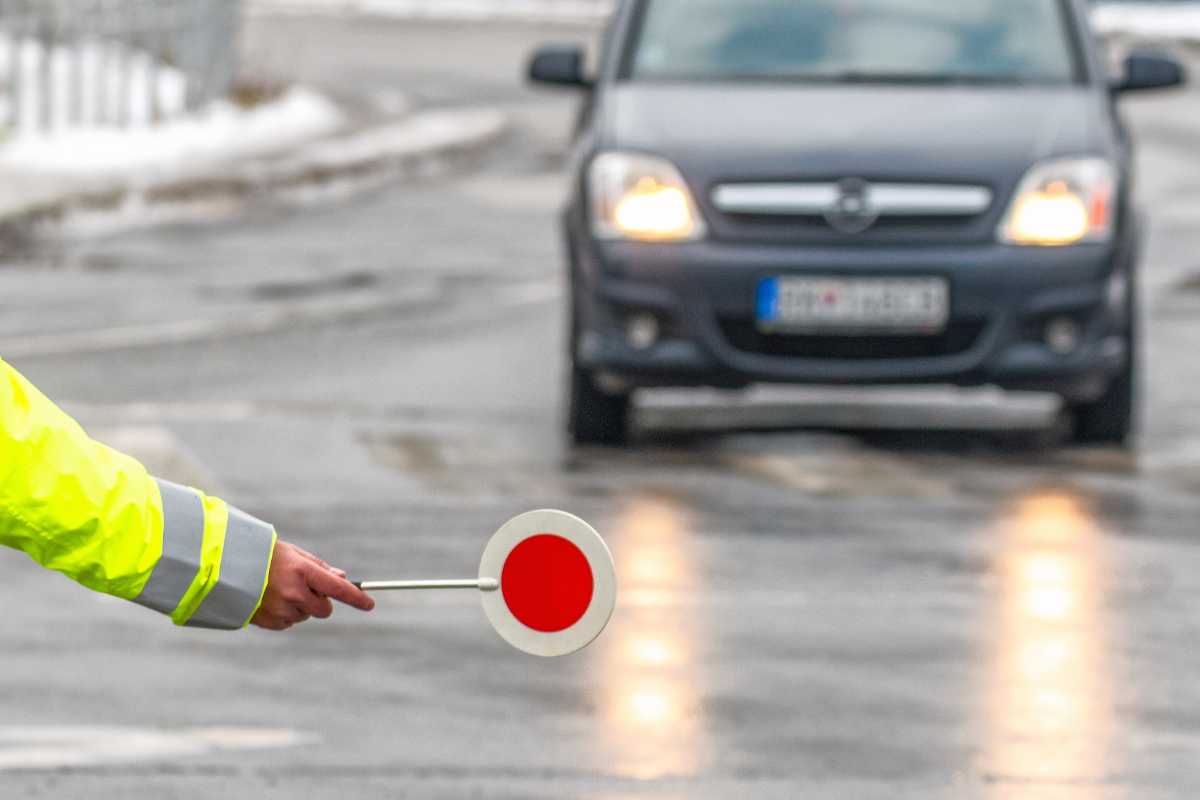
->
[[528, 46, 591, 89], [1114, 50, 1186, 93]]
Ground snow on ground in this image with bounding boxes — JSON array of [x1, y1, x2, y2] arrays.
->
[[0, 31, 344, 183], [0, 87, 344, 181], [1093, 2, 1200, 41]]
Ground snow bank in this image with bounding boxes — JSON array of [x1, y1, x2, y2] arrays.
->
[[1093, 2, 1200, 42], [0, 87, 345, 181]]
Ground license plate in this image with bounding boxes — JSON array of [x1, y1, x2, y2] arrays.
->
[[756, 276, 950, 334]]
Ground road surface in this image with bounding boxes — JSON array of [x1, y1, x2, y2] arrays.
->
[[4, 15, 1200, 800]]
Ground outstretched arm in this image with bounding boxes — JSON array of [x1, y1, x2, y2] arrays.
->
[[0, 358, 372, 630]]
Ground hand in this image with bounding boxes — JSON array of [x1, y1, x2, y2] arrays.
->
[[250, 540, 375, 630]]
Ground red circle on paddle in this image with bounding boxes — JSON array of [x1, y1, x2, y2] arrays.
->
[[501, 534, 594, 633]]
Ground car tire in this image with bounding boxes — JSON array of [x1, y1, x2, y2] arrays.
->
[[1068, 332, 1137, 447], [568, 361, 631, 446], [566, 287, 631, 447]]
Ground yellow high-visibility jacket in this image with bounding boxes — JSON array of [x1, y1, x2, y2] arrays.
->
[[0, 358, 276, 629]]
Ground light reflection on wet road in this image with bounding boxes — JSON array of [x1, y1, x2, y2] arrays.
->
[[985, 491, 1113, 796], [597, 495, 711, 780]]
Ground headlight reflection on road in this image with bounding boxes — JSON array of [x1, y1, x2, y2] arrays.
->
[[626, 685, 676, 725], [623, 501, 689, 586], [629, 636, 677, 667], [595, 495, 711, 780], [985, 489, 1113, 792]]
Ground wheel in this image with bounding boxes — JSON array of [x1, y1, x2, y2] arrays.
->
[[568, 360, 631, 446], [1068, 332, 1137, 446], [566, 287, 630, 446]]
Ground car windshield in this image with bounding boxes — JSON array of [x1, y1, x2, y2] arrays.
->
[[627, 0, 1080, 85]]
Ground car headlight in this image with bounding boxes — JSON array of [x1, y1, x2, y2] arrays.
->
[[998, 157, 1116, 246], [588, 152, 706, 242]]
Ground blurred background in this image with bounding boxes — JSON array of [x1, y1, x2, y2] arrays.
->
[[2, 1, 1200, 797]]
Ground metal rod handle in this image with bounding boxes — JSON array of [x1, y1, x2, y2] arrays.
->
[[354, 578, 499, 592]]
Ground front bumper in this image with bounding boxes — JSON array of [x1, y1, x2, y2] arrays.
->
[[572, 236, 1134, 402]]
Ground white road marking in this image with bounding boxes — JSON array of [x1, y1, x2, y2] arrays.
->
[[67, 401, 260, 423], [0, 726, 314, 771]]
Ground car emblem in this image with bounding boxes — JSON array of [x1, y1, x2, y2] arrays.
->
[[825, 178, 879, 234]]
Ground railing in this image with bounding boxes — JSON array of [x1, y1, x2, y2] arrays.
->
[[0, 0, 242, 137]]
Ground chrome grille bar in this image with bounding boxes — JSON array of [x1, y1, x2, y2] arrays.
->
[[711, 183, 993, 217]]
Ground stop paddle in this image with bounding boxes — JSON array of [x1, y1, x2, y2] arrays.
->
[[353, 509, 616, 657]]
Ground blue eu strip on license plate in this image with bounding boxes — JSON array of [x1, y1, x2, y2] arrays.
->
[[756, 277, 781, 324]]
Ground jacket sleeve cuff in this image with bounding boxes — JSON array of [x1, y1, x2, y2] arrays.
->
[[133, 480, 276, 630], [184, 505, 276, 630]]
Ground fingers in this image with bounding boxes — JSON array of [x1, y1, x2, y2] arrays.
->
[[249, 540, 368, 632], [294, 546, 348, 579], [251, 605, 311, 631], [309, 595, 334, 619], [293, 591, 334, 620], [304, 563, 375, 611]]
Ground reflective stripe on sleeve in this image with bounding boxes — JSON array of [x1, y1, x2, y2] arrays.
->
[[185, 505, 275, 630], [133, 480, 205, 616]]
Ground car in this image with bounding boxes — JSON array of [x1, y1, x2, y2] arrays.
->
[[528, 0, 1184, 447]]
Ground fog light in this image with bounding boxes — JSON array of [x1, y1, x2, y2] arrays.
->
[[1045, 317, 1080, 355], [625, 313, 660, 350]]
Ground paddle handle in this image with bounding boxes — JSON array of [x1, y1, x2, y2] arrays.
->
[[353, 578, 499, 592]]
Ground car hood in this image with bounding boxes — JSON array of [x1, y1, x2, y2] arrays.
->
[[599, 84, 1114, 185]]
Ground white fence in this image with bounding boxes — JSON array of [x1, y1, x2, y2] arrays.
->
[[0, 0, 242, 137]]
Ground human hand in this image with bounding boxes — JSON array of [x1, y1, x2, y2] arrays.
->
[[250, 540, 375, 630]]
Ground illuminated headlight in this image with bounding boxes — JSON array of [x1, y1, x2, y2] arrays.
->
[[999, 158, 1116, 246], [589, 152, 706, 242]]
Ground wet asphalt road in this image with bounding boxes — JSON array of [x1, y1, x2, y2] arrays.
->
[[5, 15, 1200, 800]]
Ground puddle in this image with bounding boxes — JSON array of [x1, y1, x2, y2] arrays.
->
[[248, 269, 377, 300], [358, 422, 964, 502], [728, 450, 954, 497], [357, 420, 1149, 505], [1170, 271, 1200, 293], [357, 427, 569, 496], [359, 430, 446, 473]]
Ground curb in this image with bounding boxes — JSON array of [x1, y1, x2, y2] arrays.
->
[[0, 105, 508, 251], [248, 107, 508, 190]]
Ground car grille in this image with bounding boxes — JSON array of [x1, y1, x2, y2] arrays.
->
[[723, 213, 978, 233], [717, 318, 987, 360], [706, 181, 995, 243]]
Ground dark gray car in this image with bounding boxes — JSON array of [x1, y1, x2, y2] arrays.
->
[[529, 0, 1184, 446]]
